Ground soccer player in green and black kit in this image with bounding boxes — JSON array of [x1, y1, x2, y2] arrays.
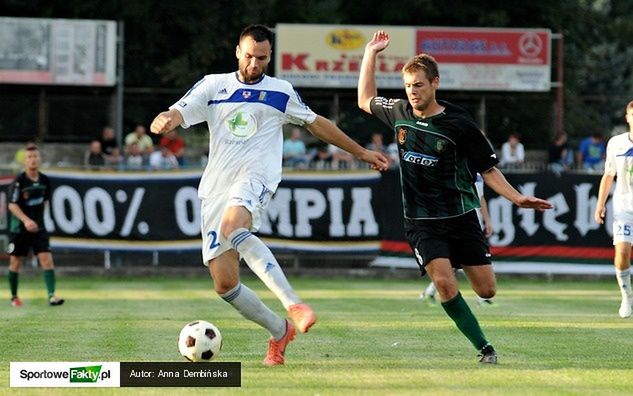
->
[[7, 145, 64, 307], [358, 31, 552, 364]]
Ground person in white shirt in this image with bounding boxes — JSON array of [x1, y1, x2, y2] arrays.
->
[[499, 132, 525, 168], [150, 24, 388, 366], [595, 100, 633, 318]]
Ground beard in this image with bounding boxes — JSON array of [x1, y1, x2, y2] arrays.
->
[[239, 64, 267, 83]]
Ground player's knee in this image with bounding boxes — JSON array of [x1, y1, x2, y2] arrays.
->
[[220, 220, 248, 240], [214, 279, 238, 295], [433, 277, 458, 298], [477, 286, 496, 299]]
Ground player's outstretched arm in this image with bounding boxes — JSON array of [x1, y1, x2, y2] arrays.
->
[[358, 30, 390, 114], [594, 174, 614, 224], [481, 167, 553, 211], [306, 115, 389, 171], [150, 109, 184, 135]]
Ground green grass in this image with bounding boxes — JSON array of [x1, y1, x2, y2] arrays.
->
[[2, 275, 633, 395]]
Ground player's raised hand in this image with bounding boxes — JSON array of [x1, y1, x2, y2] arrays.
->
[[150, 112, 174, 135], [360, 149, 389, 171], [366, 30, 390, 53], [515, 196, 553, 211]]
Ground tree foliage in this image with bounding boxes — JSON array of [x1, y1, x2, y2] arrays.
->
[[3, 0, 633, 144]]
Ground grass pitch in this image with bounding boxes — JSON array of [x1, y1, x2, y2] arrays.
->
[[2, 274, 633, 395]]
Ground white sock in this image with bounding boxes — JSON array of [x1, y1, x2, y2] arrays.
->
[[228, 228, 300, 309], [424, 282, 437, 297], [615, 268, 632, 300], [219, 283, 286, 340]]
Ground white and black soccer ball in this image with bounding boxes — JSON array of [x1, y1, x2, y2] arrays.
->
[[178, 320, 222, 362]]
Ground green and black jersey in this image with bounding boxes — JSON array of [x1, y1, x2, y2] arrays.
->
[[370, 98, 498, 219], [8, 171, 51, 233]]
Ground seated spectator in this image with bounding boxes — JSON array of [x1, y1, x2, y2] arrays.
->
[[125, 143, 144, 169], [84, 140, 106, 168], [576, 132, 606, 171], [159, 129, 186, 166], [99, 126, 118, 156], [283, 127, 308, 168], [124, 124, 154, 157], [366, 132, 398, 168], [386, 142, 399, 169], [548, 132, 573, 175], [499, 132, 525, 168], [330, 144, 356, 169], [149, 146, 179, 170], [312, 144, 333, 170]]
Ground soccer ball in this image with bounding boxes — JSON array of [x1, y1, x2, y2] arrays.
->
[[178, 320, 222, 362]]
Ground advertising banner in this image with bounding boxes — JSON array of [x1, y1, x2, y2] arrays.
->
[[0, 17, 117, 86], [42, 170, 382, 253], [416, 27, 551, 91], [275, 23, 412, 88], [275, 24, 551, 91], [1, 169, 611, 262]]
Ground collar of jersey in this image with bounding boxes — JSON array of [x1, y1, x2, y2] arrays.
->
[[234, 71, 266, 85]]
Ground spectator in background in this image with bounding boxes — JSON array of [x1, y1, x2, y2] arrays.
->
[[84, 140, 106, 168], [282, 127, 308, 168], [149, 145, 179, 170], [548, 132, 573, 175], [577, 132, 606, 171], [313, 144, 333, 169], [125, 125, 154, 157], [159, 129, 186, 166], [499, 132, 525, 169], [125, 143, 144, 169], [98, 126, 123, 166], [366, 132, 397, 169]]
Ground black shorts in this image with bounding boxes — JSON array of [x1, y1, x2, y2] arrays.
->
[[404, 210, 491, 277], [8, 231, 51, 257]]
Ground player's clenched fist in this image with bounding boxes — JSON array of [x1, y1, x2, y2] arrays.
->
[[150, 112, 173, 134]]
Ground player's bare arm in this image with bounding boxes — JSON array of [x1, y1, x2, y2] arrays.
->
[[594, 174, 615, 224], [8, 203, 38, 232], [358, 30, 390, 114], [306, 115, 389, 171], [150, 109, 184, 135], [481, 167, 553, 211]]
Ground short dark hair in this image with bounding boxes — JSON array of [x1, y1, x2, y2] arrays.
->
[[25, 145, 39, 152], [240, 24, 274, 46]]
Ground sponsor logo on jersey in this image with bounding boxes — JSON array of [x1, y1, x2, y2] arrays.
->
[[22, 191, 29, 200], [258, 91, 267, 101], [402, 151, 439, 167], [398, 128, 407, 145], [416, 121, 428, 127], [325, 29, 365, 50], [218, 88, 227, 94], [225, 111, 257, 139], [177, 100, 187, 108]]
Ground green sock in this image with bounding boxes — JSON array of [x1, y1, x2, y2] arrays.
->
[[441, 292, 489, 350], [43, 269, 55, 298], [8, 270, 18, 298]]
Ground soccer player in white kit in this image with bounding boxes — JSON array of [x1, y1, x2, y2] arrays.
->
[[595, 100, 633, 318], [150, 25, 389, 366]]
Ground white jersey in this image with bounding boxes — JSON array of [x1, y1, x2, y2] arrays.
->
[[170, 72, 317, 198], [604, 132, 633, 221]]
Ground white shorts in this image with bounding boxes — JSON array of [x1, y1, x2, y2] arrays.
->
[[613, 219, 633, 245], [200, 179, 273, 264]]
